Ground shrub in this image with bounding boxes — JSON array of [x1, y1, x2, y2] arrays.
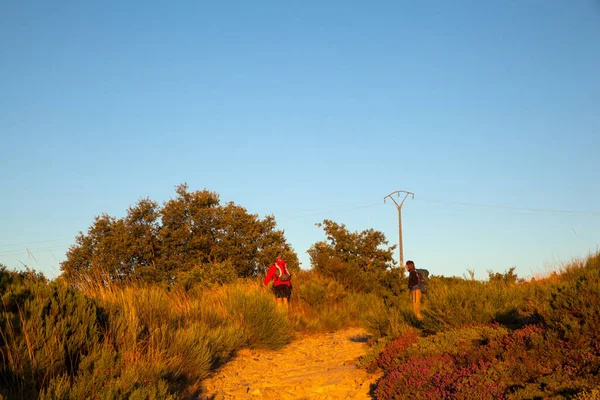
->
[[372, 319, 600, 399], [38, 348, 179, 400], [409, 324, 509, 362], [376, 329, 419, 370], [222, 283, 292, 350], [0, 271, 100, 399], [540, 253, 600, 346], [363, 296, 414, 340], [297, 280, 328, 308], [443, 360, 506, 400], [375, 354, 457, 400], [421, 279, 524, 333], [574, 388, 600, 400]]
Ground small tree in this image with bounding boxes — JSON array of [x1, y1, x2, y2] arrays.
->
[[307, 220, 400, 293], [487, 267, 520, 285]]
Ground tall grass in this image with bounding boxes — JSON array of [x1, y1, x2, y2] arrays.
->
[[287, 270, 383, 332]]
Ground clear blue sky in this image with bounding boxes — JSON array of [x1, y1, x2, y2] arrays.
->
[[1, 1, 599, 280]]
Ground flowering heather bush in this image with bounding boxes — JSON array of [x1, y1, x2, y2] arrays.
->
[[376, 356, 506, 400], [375, 355, 456, 400], [376, 328, 419, 370], [436, 360, 505, 400], [374, 322, 600, 399]]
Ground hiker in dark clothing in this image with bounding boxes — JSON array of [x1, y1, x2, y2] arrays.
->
[[405, 260, 423, 320]]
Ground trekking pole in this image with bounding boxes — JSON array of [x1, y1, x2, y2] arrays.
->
[[384, 190, 414, 270]]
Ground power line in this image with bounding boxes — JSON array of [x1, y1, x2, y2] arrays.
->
[[0, 237, 75, 248], [0, 245, 70, 257], [0, 198, 597, 254], [415, 198, 600, 217], [282, 203, 382, 221]]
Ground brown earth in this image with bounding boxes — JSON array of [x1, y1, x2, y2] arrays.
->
[[199, 328, 381, 399]]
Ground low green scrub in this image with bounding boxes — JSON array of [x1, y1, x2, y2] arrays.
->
[[539, 253, 600, 346], [420, 279, 525, 333], [0, 268, 100, 399], [363, 295, 416, 339]]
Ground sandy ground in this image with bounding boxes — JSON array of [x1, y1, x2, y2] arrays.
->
[[199, 328, 381, 399]]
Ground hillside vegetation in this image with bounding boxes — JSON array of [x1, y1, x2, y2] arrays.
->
[[370, 253, 600, 400], [2, 186, 599, 399]]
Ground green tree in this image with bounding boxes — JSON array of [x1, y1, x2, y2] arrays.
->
[[61, 214, 133, 282], [61, 184, 298, 286], [307, 220, 400, 293]]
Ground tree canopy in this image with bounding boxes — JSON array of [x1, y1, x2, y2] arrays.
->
[[61, 184, 298, 286], [307, 219, 402, 293]]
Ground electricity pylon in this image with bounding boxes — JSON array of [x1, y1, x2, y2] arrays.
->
[[384, 190, 414, 269]]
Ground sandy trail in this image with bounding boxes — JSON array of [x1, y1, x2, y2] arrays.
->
[[199, 328, 380, 399]]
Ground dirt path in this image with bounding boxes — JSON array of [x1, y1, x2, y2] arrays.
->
[[199, 328, 381, 399]]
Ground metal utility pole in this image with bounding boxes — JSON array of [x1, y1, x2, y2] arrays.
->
[[384, 190, 414, 269]]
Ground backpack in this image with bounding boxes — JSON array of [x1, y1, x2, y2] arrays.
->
[[416, 269, 429, 294], [275, 264, 291, 281]]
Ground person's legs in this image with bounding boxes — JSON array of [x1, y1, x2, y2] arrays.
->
[[281, 285, 290, 310], [274, 285, 290, 309], [410, 289, 423, 320]]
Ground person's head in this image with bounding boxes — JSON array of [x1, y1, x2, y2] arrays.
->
[[405, 260, 415, 271], [276, 254, 282, 260]]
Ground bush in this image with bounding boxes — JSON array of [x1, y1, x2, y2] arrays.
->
[[222, 283, 292, 350], [297, 280, 328, 308], [376, 329, 419, 371], [373, 326, 515, 399], [410, 324, 509, 362], [373, 319, 600, 399], [420, 279, 524, 333], [0, 269, 100, 399], [540, 253, 600, 346], [362, 295, 414, 340], [375, 354, 457, 400]]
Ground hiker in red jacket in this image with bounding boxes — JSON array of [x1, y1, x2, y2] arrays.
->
[[263, 255, 292, 309]]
